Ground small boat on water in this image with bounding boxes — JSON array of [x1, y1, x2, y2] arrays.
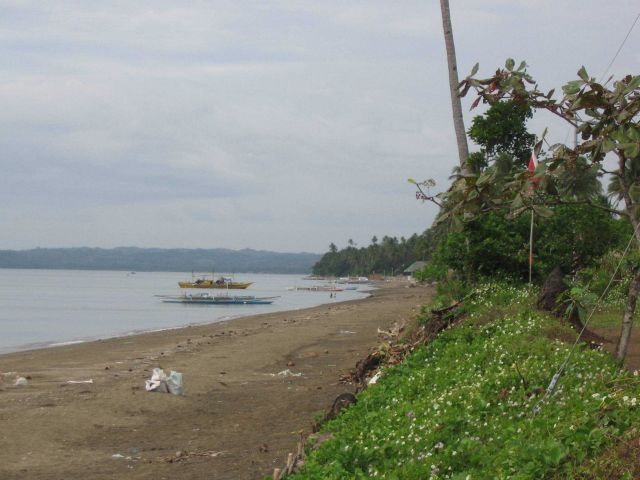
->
[[178, 275, 253, 289], [301, 275, 328, 281], [336, 276, 369, 284], [287, 284, 344, 292], [161, 293, 276, 305]]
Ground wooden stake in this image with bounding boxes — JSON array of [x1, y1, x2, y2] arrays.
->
[[286, 452, 295, 473], [273, 468, 281, 480], [297, 440, 304, 458]]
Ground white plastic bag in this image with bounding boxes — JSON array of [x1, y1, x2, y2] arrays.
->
[[166, 371, 184, 396], [145, 368, 183, 395]]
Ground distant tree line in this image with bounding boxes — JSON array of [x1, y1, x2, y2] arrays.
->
[[0, 247, 321, 274], [311, 229, 445, 277]]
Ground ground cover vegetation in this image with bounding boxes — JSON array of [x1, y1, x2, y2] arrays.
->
[[288, 284, 640, 479]]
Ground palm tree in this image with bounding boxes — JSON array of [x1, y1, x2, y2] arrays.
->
[[439, 0, 469, 169]]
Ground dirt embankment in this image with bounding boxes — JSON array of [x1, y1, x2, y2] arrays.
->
[[0, 281, 433, 480]]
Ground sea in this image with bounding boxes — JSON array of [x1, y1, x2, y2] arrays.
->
[[0, 269, 370, 354]]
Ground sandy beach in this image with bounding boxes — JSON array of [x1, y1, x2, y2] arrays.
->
[[0, 280, 433, 480]]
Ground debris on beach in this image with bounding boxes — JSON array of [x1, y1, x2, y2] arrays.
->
[[164, 449, 227, 463], [265, 369, 303, 377], [66, 379, 94, 385], [14, 377, 29, 387], [368, 371, 382, 385], [377, 321, 404, 340], [145, 368, 184, 395]]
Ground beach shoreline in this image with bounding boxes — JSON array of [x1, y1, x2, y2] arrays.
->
[[0, 279, 432, 480], [0, 290, 371, 356]]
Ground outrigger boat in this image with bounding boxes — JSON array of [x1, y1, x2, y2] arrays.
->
[[160, 293, 276, 305], [178, 275, 253, 289]]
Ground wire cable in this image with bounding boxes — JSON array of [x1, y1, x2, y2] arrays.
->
[[599, 12, 640, 84]]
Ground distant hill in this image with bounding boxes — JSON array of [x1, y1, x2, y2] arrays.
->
[[0, 247, 322, 274]]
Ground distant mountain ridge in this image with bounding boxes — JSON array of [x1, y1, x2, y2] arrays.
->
[[0, 247, 322, 274]]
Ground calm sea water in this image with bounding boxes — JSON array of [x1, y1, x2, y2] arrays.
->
[[0, 269, 370, 354]]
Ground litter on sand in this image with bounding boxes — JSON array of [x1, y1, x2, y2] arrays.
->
[[66, 379, 94, 384], [265, 369, 303, 377], [368, 371, 383, 385], [14, 377, 29, 387], [145, 368, 184, 395]]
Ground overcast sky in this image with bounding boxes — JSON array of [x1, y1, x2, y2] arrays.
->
[[1, 1, 638, 253]]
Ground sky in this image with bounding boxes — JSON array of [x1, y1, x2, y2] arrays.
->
[[1, 1, 638, 253]]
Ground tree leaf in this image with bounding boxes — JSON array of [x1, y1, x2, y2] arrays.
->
[[623, 142, 640, 159], [507, 206, 528, 219], [602, 139, 617, 153], [625, 75, 640, 92], [533, 205, 554, 218], [451, 215, 464, 233], [476, 170, 493, 186], [577, 66, 589, 82], [511, 193, 524, 210], [628, 126, 640, 142], [505, 58, 515, 71], [470, 62, 479, 77], [562, 81, 582, 95]]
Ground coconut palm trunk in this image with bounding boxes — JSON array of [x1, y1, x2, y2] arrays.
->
[[439, 0, 469, 168]]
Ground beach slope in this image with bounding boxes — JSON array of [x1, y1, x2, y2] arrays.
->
[[0, 281, 432, 480]]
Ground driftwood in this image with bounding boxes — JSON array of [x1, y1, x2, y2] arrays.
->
[[377, 321, 405, 340], [271, 431, 307, 479]]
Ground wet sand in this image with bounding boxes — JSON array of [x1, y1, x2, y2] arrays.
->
[[0, 280, 433, 479]]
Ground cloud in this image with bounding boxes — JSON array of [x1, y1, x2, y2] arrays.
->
[[0, 1, 638, 252]]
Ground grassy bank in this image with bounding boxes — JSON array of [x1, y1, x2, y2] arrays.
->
[[289, 284, 640, 479]]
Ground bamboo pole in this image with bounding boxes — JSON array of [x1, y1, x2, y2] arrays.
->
[[529, 209, 535, 284]]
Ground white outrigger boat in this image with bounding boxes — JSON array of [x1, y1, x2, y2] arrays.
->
[[159, 293, 277, 305]]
